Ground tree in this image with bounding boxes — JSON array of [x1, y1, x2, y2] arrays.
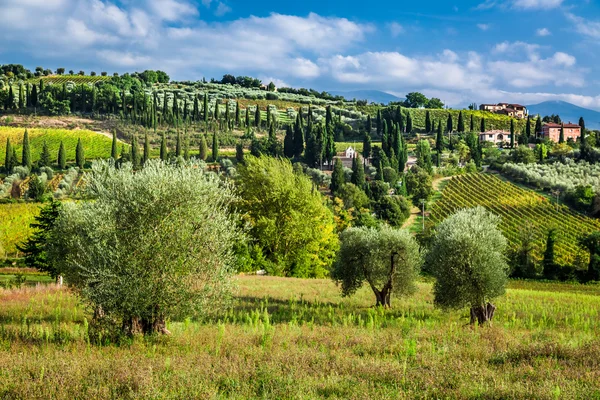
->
[[366, 114, 372, 133], [111, 130, 118, 159], [4, 137, 12, 172], [76, 138, 85, 169], [130, 135, 140, 169], [427, 98, 444, 109], [22, 129, 31, 169], [406, 112, 413, 133], [293, 114, 304, 158], [405, 165, 433, 207], [160, 133, 167, 161], [579, 117, 586, 145], [579, 231, 600, 282], [254, 105, 261, 128], [47, 160, 240, 335], [175, 130, 182, 157], [403, 92, 428, 108], [203, 93, 209, 123], [236, 156, 339, 278], [283, 125, 295, 158], [376, 109, 382, 136], [374, 195, 411, 227], [480, 117, 486, 133], [512, 145, 536, 164], [426, 207, 509, 325], [330, 158, 346, 195], [510, 119, 515, 148], [415, 139, 433, 174], [58, 141, 66, 169], [559, 123, 565, 144], [212, 133, 219, 162], [457, 111, 465, 133], [199, 134, 208, 161], [534, 116, 542, 139], [351, 156, 366, 188], [143, 131, 150, 164], [363, 133, 372, 160], [470, 114, 474, 132], [40, 140, 50, 168], [436, 122, 444, 154], [332, 226, 421, 307], [425, 110, 432, 133], [526, 115, 532, 139], [542, 228, 560, 280], [446, 114, 453, 134], [17, 200, 63, 280]]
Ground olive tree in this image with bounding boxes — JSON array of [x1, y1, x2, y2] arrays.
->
[[332, 226, 421, 307], [48, 159, 240, 335], [425, 207, 508, 325]]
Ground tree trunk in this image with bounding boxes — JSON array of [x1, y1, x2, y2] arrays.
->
[[470, 303, 496, 325], [374, 288, 392, 308]]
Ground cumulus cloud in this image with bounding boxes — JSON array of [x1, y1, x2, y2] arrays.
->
[[536, 28, 551, 36]]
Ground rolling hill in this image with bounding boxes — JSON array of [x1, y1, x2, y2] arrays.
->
[[527, 101, 600, 130], [329, 90, 403, 104]]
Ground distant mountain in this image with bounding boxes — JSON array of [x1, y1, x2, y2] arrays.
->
[[527, 101, 600, 130], [328, 90, 403, 104]]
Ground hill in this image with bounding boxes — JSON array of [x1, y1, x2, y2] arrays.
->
[[328, 90, 403, 104], [527, 101, 600, 130]]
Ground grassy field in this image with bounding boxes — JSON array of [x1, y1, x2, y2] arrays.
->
[[0, 202, 40, 258], [0, 127, 117, 165], [1, 275, 599, 399]]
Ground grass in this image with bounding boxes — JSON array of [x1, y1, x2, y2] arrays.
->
[[0, 202, 40, 258], [1, 275, 599, 398], [0, 127, 117, 165]]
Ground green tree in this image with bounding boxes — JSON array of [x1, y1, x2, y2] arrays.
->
[[283, 125, 295, 158], [415, 139, 433, 174], [111, 130, 118, 159], [510, 119, 515, 148], [579, 117, 586, 145], [75, 138, 84, 169], [143, 131, 150, 164], [22, 129, 31, 169], [512, 145, 536, 164], [406, 112, 413, 133], [542, 228, 560, 280], [293, 114, 304, 158], [425, 110, 432, 133], [534, 116, 542, 139], [199, 134, 208, 161], [330, 158, 346, 195], [403, 92, 428, 108], [57, 141, 66, 169], [405, 165, 433, 207], [457, 111, 465, 133], [203, 93, 209, 123], [526, 115, 532, 139], [254, 105, 261, 128], [559, 123, 565, 144], [579, 231, 600, 282], [331, 226, 421, 307], [470, 114, 474, 132], [160, 133, 167, 161], [351, 156, 366, 188], [130, 135, 140, 169], [480, 117, 486, 133], [4, 137, 13, 172], [236, 156, 339, 278], [446, 113, 453, 133], [426, 207, 509, 325], [47, 160, 240, 335], [363, 133, 372, 160], [436, 122, 444, 154], [212, 133, 219, 162], [39, 140, 50, 168]]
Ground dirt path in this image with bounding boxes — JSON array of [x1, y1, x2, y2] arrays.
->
[[401, 176, 453, 229]]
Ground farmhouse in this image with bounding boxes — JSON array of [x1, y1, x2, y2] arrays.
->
[[479, 130, 512, 146], [479, 103, 528, 119], [540, 123, 581, 143]]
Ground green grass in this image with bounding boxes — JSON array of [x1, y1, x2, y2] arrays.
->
[[0, 127, 119, 165], [1, 276, 599, 398], [0, 203, 40, 258]]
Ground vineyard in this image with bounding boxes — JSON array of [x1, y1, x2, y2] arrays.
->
[[0, 127, 118, 164], [429, 173, 600, 266], [0, 202, 39, 258], [502, 160, 600, 193], [27, 75, 111, 85]]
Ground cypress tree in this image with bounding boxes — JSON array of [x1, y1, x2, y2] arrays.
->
[[40, 140, 50, 167], [214, 99, 219, 120], [31, 84, 38, 110], [425, 110, 432, 133], [330, 158, 346, 195], [480, 117, 486, 133], [436, 122, 444, 153], [470, 114, 474, 132], [22, 129, 31, 169], [458, 111, 465, 132], [293, 113, 304, 158], [406, 112, 413, 134], [176, 129, 182, 157], [26, 84, 31, 108], [18, 84, 25, 109], [325, 125, 336, 169], [4, 138, 12, 172], [131, 135, 140, 169], [382, 120, 389, 157], [543, 228, 558, 280], [559, 124, 565, 144], [535, 115, 542, 139], [510, 119, 515, 148], [111, 130, 118, 159], [203, 93, 209, 123], [58, 141, 66, 169], [160, 133, 167, 161], [307, 105, 314, 134], [363, 133, 372, 160], [225, 101, 230, 124], [199, 134, 208, 161], [143, 131, 150, 164], [267, 107, 272, 128], [235, 101, 241, 126], [183, 130, 190, 160], [245, 107, 250, 128], [76, 138, 85, 169], [579, 117, 586, 145], [376, 109, 382, 136], [193, 95, 199, 121], [526, 115, 532, 139], [254, 105, 261, 128], [351, 155, 366, 188], [212, 133, 219, 162], [284, 125, 295, 158], [7, 86, 15, 110], [446, 113, 453, 133], [366, 114, 372, 133]]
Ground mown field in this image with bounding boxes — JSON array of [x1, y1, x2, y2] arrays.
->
[[0, 127, 117, 165], [0, 203, 40, 258], [0, 276, 599, 399], [429, 173, 600, 266]]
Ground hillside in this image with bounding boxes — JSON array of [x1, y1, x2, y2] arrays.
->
[[527, 101, 600, 130], [328, 90, 403, 104]]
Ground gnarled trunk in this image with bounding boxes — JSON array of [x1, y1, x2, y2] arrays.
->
[[122, 314, 171, 336], [374, 288, 392, 308], [470, 303, 496, 325]]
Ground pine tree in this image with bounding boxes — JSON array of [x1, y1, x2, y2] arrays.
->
[[40, 140, 50, 167], [130, 135, 140, 169], [510, 119, 515, 148], [559, 124, 565, 144], [58, 141, 66, 169], [480, 117, 486, 133], [203, 93, 209, 123], [458, 111, 465, 132], [284, 125, 294, 158], [143, 131, 150, 164], [406, 112, 413, 134], [76, 138, 85, 169], [293, 113, 304, 158], [22, 129, 31, 169], [254, 105, 261, 128], [212, 133, 219, 162], [446, 113, 453, 133], [330, 158, 346, 195], [111, 130, 118, 159], [183, 130, 190, 160], [4, 138, 12, 172], [351, 155, 366, 188], [160, 133, 167, 161], [470, 114, 474, 132], [425, 110, 432, 133], [199, 134, 208, 161]]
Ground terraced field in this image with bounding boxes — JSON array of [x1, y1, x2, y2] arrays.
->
[[429, 173, 600, 266]]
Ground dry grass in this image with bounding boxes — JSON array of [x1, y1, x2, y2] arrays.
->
[[1, 276, 600, 399]]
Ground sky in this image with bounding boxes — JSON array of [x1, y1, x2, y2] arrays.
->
[[1, 0, 600, 109]]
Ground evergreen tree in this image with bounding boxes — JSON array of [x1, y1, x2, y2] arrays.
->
[[199, 134, 208, 161], [330, 158, 346, 195], [579, 117, 586, 145], [4, 137, 12, 172], [31, 84, 38, 110], [176, 130, 182, 157], [225, 101, 230, 124], [183, 130, 190, 160], [245, 107, 250, 128], [480, 117, 486, 133], [416, 139, 433, 174], [376, 109, 382, 136], [542, 228, 559, 280], [436, 122, 444, 153], [76, 138, 85, 169], [325, 124, 336, 168], [193, 95, 199, 121], [143, 131, 150, 164], [58, 141, 66, 169], [406, 112, 413, 133], [446, 113, 453, 133], [425, 110, 432, 133], [18, 84, 25, 109], [559, 124, 565, 144], [254, 105, 261, 128], [470, 114, 474, 132], [366, 114, 372, 133], [7, 86, 15, 110], [382, 120, 389, 157], [111, 130, 118, 159], [22, 129, 31, 169], [510, 119, 515, 148], [526, 115, 532, 139], [363, 133, 372, 160], [40, 140, 50, 168], [131, 135, 140, 169], [235, 101, 241, 126], [351, 155, 366, 188], [293, 113, 304, 158], [212, 133, 219, 162], [160, 133, 167, 161], [284, 125, 295, 158], [213, 99, 219, 121], [203, 93, 209, 123], [457, 111, 465, 132]]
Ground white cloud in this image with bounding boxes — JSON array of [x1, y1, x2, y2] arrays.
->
[[477, 23, 490, 31], [536, 28, 551, 36], [476, 0, 563, 10], [147, 0, 198, 22], [388, 22, 404, 37], [493, 41, 541, 61], [214, 2, 231, 16], [566, 13, 600, 39]]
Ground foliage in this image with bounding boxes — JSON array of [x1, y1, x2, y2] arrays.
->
[[502, 160, 600, 193], [405, 165, 433, 207], [235, 157, 339, 278], [331, 226, 421, 306], [0, 203, 39, 258]]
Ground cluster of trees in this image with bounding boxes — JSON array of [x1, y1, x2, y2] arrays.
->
[[392, 92, 445, 109]]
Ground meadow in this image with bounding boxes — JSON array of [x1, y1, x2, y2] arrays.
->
[[0, 127, 116, 165], [0, 202, 40, 258], [1, 275, 599, 399]]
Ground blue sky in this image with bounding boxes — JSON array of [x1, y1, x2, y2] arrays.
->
[[1, 0, 600, 109]]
